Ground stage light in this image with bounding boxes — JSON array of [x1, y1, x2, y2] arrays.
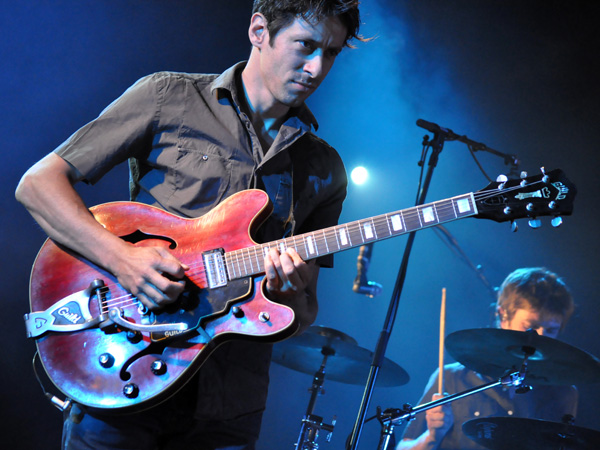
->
[[350, 166, 368, 185]]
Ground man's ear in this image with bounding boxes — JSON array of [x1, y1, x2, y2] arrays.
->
[[497, 307, 508, 326], [248, 13, 268, 48]]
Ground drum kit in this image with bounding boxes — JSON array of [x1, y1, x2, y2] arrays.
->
[[272, 325, 600, 449]]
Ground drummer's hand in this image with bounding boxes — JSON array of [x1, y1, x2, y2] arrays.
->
[[425, 393, 454, 443]]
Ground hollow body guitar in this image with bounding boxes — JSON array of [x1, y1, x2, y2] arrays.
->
[[25, 169, 575, 412]]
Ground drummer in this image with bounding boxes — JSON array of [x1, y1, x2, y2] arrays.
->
[[397, 267, 577, 450]]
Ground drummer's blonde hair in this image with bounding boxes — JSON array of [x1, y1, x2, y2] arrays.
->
[[496, 267, 574, 331]]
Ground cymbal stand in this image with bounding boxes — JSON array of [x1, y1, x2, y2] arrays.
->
[[375, 350, 533, 450], [295, 348, 337, 449]]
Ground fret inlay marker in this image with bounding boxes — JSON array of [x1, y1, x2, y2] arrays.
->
[[422, 206, 435, 223], [339, 228, 348, 246], [391, 214, 403, 231], [363, 223, 374, 239], [457, 198, 471, 213], [307, 236, 315, 254]]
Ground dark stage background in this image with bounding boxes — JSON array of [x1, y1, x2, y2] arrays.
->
[[2, 1, 599, 449]]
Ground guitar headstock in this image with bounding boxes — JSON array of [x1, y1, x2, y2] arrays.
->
[[474, 168, 576, 228]]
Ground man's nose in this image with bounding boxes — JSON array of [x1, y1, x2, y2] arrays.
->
[[304, 54, 324, 79]]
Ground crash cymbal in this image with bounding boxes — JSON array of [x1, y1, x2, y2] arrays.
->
[[272, 325, 409, 386], [463, 417, 600, 450], [445, 328, 600, 385]]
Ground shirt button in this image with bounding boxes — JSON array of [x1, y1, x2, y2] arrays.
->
[[474, 411, 480, 417], [202, 155, 208, 161], [508, 410, 513, 415]]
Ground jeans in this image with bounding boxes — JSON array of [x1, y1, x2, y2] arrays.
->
[[62, 381, 262, 450]]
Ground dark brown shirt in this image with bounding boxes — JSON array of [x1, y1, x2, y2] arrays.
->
[[55, 62, 347, 421]]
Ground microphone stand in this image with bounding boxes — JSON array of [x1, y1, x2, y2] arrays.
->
[[346, 131, 447, 449]]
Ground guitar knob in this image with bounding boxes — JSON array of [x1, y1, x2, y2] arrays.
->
[[123, 383, 139, 398], [528, 219, 542, 229], [126, 330, 142, 343], [511, 221, 519, 232], [526, 203, 535, 212], [551, 217, 563, 228], [232, 306, 245, 318], [98, 353, 115, 368], [150, 359, 167, 376], [548, 201, 557, 210]]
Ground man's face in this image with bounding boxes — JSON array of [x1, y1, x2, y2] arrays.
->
[[500, 308, 563, 339], [258, 15, 347, 108]]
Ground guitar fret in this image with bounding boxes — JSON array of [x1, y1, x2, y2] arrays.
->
[[403, 207, 421, 232], [224, 192, 479, 281], [321, 230, 330, 254], [240, 250, 249, 276], [226, 255, 237, 280], [338, 225, 351, 248], [389, 212, 404, 233], [306, 234, 316, 256], [420, 204, 439, 225]]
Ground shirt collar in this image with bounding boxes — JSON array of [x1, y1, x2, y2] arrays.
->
[[210, 61, 319, 131]]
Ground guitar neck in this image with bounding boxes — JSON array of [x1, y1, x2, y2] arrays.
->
[[225, 192, 478, 280]]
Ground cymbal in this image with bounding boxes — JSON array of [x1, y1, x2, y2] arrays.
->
[[272, 325, 409, 386], [445, 328, 600, 385], [463, 417, 600, 450]]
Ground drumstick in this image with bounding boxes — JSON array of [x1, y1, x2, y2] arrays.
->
[[438, 287, 446, 394]]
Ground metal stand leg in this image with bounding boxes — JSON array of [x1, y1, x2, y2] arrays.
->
[[295, 351, 336, 449]]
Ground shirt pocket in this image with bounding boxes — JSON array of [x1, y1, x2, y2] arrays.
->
[[172, 144, 232, 213]]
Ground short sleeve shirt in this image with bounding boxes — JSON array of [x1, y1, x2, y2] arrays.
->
[[401, 362, 578, 449], [54, 62, 348, 420]]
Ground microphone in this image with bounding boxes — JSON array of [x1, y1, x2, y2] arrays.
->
[[353, 243, 383, 297], [416, 119, 459, 140]]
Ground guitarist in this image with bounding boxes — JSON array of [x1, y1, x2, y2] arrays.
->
[[16, 1, 366, 449]]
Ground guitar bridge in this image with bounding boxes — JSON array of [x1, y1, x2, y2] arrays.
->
[[202, 248, 228, 289], [24, 279, 107, 338]]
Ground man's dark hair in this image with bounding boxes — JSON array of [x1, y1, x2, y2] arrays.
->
[[252, 0, 364, 48]]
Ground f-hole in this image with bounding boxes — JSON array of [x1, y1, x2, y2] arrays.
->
[[120, 230, 177, 249]]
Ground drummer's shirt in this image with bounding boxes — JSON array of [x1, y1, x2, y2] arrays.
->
[[400, 362, 578, 449]]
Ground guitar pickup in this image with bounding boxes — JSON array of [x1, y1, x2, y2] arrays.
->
[[202, 248, 228, 289]]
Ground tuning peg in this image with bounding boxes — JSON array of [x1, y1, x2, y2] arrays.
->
[[496, 174, 508, 190], [511, 221, 518, 232], [551, 217, 563, 228], [528, 218, 542, 229], [520, 171, 528, 187], [540, 166, 550, 183]]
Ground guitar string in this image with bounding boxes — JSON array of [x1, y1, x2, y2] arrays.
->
[[224, 180, 550, 278], [96, 179, 550, 312]]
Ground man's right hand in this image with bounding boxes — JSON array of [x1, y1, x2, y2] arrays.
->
[[110, 245, 189, 310], [16, 153, 189, 311], [425, 393, 454, 443]]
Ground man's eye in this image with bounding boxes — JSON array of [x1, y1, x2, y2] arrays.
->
[[299, 41, 314, 51]]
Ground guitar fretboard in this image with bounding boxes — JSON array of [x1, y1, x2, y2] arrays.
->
[[224, 192, 478, 280]]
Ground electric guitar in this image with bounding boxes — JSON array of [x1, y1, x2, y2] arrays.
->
[[24, 168, 575, 412]]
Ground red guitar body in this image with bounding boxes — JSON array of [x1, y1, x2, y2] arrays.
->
[[29, 190, 296, 412]]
